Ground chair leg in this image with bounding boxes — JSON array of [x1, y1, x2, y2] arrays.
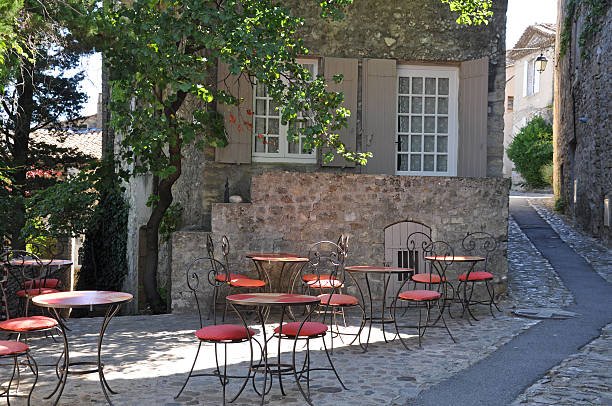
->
[[175, 341, 202, 399], [436, 299, 456, 343], [321, 334, 347, 390], [25, 351, 38, 406]]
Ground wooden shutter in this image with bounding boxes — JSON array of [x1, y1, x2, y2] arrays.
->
[[362, 58, 396, 175], [458, 57, 488, 177], [322, 57, 358, 167], [215, 61, 252, 164]]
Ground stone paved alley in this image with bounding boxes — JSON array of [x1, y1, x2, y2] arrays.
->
[[3, 195, 611, 405]]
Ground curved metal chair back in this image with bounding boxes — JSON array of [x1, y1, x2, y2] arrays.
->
[[185, 256, 228, 327], [337, 234, 349, 259], [462, 232, 497, 270], [206, 234, 215, 260], [426, 240, 454, 282], [0, 250, 46, 319], [221, 235, 231, 271], [407, 231, 433, 274], [304, 240, 346, 287]]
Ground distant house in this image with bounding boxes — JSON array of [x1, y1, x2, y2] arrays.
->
[[503, 24, 556, 181], [115, 1, 512, 314]]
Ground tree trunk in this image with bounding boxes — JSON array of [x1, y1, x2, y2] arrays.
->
[[10, 62, 35, 250]]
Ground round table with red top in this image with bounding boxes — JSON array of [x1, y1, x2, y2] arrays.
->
[[226, 293, 320, 406], [8, 258, 73, 291], [32, 290, 133, 406], [424, 255, 485, 322], [245, 253, 309, 293], [345, 266, 415, 351]]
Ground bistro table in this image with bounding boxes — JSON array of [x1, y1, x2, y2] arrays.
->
[[245, 253, 309, 293], [32, 290, 133, 406], [424, 255, 485, 322], [8, 258, 73, 288], [227, 292, 320, 406], [345, 266, 414, 351]]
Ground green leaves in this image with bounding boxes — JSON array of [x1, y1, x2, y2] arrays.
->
[[441, 0, 493, 25], [506, 116, 553, 188]]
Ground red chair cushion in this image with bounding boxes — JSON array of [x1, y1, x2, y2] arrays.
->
[[215, 273, 248, 282], [301, 273, 336, 282], [458, 271, 494, 281], [305, 279, 343, 289], [195, 324, 255, 341], [16, 287, 60, 297], [22, 279, 62, 289], [228, 278, 266, 288], [0, 316, 58, 332], [398, 290, 441, 301], [274, 322, 328, 337], [0, 341, 29, 356], [412, 273, 446, 284], [318, 293, 359, 306]]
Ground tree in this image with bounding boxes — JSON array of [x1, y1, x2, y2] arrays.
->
[[506, 116, 553, 188], [99, 0, 495, 312], [0, 1, 95, 248]]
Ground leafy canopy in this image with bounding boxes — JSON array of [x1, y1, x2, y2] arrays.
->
[[506, 116, 553, 188]]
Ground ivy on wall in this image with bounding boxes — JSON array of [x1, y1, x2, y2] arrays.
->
[[560, 0, 610, 59]]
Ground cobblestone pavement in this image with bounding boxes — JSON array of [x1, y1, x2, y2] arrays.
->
[[509, 198, 612, 406], [3, 199, 610, 406]]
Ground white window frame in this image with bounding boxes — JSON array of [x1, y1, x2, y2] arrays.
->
[[395, 65, 459, 177], [251, 59, 318, 163]]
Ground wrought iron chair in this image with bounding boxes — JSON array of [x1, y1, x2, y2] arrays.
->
[[457, 232, 502, 319], [219, 235, 266, 321], [175, 256, 257, 405], [273, 241, 348, 401], [300, 234, 348, 289], [393, 241, 456, 348], [22, 241, 64, 291], [0, 340, 38, 405]]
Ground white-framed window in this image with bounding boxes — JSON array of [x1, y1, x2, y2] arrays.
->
[[252, 60, 318, 163], [523, 59, 539, 97], [396, 66, 458, 176]]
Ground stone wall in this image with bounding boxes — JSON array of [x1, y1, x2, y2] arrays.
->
[[171, 171, 510, 314], [554, 1, 611, 246]]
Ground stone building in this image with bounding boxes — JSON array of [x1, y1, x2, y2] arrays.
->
[[117, 1, 511, 313], [553, 0, 611, 246], [503, 24, 556, 180]]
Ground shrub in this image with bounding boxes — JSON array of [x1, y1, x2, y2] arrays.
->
[[554, 196, 566, 213], [540, 162, 554, 187], [507, 116, 553, 188]]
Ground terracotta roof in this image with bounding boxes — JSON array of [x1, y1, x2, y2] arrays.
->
[[30, 128, 103, 160]]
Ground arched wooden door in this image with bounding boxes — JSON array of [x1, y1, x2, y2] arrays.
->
[[384, 220, 431, 306]]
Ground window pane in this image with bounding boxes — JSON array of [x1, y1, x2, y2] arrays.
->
[[424, 97, 436, 114], [437, 117, 448, 134], [425, 78, 436, 95], [269, 101, 280, 116], [412, 77, 423, 94], [411, 97, 422, 113], [288, 140, 299, 154], [255, 118, 265, 134], [256, 83, 267, 97], [256, 99, 266, 115], [399, 77, 410, 94], [424, 135, 435, 152], [436, 155, 448, 172], [268, 118, 279, 135], [411, 116, 422, 133], [399, 135, 409, 152], [437, 136, 448, 153], [411, 135, 421, 152], [397, 154, 409, 171], [267, 137, 279, 153], [424, 155, 435, 171], [438, 97, 448, 114], [438, 78, 449, 95], [398, 96, 410, 113], [410, 154, 421, 171], [255, 135, 265, 152], [398, 116, 410, 133], [424, 116, 435, 133]]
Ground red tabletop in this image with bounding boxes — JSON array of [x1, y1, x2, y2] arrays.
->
[[9, 259, 73, 266], [425, 255, 485, 262], [346, 265, 414, 274], [32, 290, 133, 309], [226, 293, 320, 306], [246, 253, 308, 262]]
